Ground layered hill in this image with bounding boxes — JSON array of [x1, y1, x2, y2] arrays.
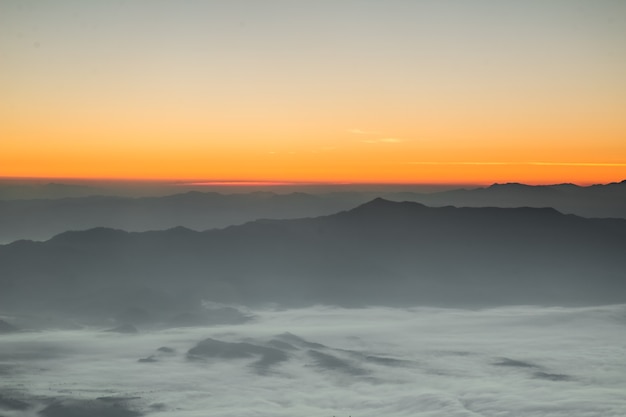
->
[[1, 199, 624, 316], [0, 191, 361, 244], [395, 180, 626, 218], [0, 180, 624, 244]]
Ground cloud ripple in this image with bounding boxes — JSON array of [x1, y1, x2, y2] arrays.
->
[[1, 304, 625, 416]]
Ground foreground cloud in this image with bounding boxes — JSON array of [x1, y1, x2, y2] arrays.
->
[[1, 304, 625, 416]]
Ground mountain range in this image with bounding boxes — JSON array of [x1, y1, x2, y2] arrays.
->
[[1, 198, 624, 318], [0, 180, 625, 244]]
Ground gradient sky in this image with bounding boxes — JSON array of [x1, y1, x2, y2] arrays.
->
[[2, 0, 625, 184]]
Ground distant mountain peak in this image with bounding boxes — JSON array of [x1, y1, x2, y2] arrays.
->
[[349, 198, 427, 214], [48, 227, 129, 244], [367, 197, 394, 205], [488, 182, 531, 189], [163, 226, 196, 235]]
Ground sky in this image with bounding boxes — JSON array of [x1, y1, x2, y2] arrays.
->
[[2, 0, 626, 185]]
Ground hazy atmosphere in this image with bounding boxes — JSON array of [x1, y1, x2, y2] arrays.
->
[[2, 1, 626, 416]]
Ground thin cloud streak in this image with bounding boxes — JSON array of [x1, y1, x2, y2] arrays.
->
[[347, 129, 380, 135], [363, 138, 404, 144], [401, 162, 626, 167]]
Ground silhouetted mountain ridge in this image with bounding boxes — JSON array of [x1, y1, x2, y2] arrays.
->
[[1, 200, 624, 314], [395, 180, 626, 218], [1, 181, 625, 244], [49, 227, 130, 244], [0, 191, 360, 243], [347, 197, 428, 213]]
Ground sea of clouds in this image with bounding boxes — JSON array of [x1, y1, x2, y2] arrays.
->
[[1, 304, 626, 417]]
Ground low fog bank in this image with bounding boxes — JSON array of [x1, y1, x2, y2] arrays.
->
[[0, 301, 254, 334], [1, 305, 625, 417]]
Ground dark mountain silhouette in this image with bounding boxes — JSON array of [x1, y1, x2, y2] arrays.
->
[[0, 180, 624, 244], [0, 191, 363, 244], [0, 199, 624, 316], [387, 180, 626, 218]]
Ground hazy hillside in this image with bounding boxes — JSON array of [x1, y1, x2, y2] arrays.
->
[[0, 191, 366, 244], [386, 180, 626, 218], [1, 180, 625, 244], [1, 199, 624, 318]]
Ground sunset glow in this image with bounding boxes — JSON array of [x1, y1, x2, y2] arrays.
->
[[2, 1, 625, 185]]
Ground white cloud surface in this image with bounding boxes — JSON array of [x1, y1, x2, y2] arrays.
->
[[1, 304, 626, 416]]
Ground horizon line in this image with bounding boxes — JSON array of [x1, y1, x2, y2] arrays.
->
[[0, 176, 624, 188]]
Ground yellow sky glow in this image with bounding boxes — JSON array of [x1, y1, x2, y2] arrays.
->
[[1, 1, 625, 185]]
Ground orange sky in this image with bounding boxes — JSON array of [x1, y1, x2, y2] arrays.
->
[[2, 1, 625, 185]]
